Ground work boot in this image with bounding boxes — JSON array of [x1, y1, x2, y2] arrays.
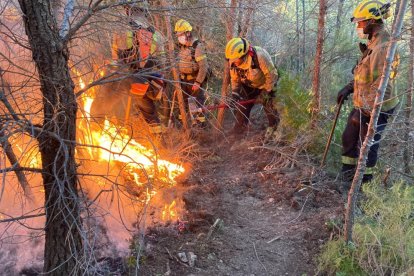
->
[[341, 164, 356, 182], [362, 174, 373, 183]]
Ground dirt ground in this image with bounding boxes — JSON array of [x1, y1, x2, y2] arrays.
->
[[139, 127, 344, 276]]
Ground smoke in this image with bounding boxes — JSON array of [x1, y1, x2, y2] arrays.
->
[[0, 174, 44, 274]]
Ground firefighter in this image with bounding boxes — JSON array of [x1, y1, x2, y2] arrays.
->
[[174, 19, 210, 127], [225, 37, 280, 140], [336, 0, 399, 184], [110, 3, 167, 134]]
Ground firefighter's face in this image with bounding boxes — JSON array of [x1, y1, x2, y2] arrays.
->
[[357, 20, 370, 29], [177, 33, 187, 45], [231, 55, 247, 67]]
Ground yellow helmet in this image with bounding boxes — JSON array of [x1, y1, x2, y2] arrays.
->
[[225, 37, 250, 60], [175, 19, 192, 35], [351, 0, 391, 23]]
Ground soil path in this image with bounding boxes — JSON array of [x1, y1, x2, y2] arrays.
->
[[141, 133, 343, 276]]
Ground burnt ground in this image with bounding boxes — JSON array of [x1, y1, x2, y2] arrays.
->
[[139, 128, 344, 276]]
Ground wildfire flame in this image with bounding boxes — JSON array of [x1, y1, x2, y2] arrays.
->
[[75, 68, 185, 221], [90, 119, 185, 186], [162, 200, 178, 220]]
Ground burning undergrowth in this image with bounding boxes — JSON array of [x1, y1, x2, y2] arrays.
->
[[0, 70, 193, 273], [75, 74, 193, 244]]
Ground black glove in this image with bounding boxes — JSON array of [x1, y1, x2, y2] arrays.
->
[[230, 91, 242, 109], [358, 42, 368, 54], [336, 82, 354, 104]]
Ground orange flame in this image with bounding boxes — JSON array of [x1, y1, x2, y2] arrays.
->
[[90, 119, 184, 186], [162, 200, 178, 220], [74, 67, 184, 221]]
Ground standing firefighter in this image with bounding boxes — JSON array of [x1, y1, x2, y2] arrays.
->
[[336, 0, 399, 183], [174, 19, 210, 126], [225, 37, 280, 140], [111, 4, 167, 134]]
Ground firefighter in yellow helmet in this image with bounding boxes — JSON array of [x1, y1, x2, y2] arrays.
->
[[336, 0, 399, 185], [225, 37, 279, 140], [174, 19, 210, 127], [102, 3, 167, 135]]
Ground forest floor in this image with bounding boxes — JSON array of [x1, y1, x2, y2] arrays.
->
[[139, 125, 345, 276]]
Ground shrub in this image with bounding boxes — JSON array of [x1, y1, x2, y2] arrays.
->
[[318, 180, 414, 275], [277, 71, 313, 140]]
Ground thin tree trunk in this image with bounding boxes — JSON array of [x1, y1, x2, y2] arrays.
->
[[302, 0, 306, 70], [160, 0, 189, 131], [311, 0, 326, 125], [18, 0, 83, 274], [335, 0, 344, 38], [236, 0, 243, 36], [296, 0, 300, 71], [216, 0, 236, 130], [344, 0, 408, 243], [404, 0, 414, 174], [240, 0, 253, 37]]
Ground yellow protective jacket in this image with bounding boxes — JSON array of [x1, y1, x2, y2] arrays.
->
[[353, 27, 399, 112], [230, 46, 278, 93], [178, 39, 209, 84]]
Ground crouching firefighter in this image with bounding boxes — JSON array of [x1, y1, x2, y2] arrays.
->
[[225, 37, 280, 140], [174, 19, 210, 127], [336, 0, 399, 184], [112, 3, 167, 135]]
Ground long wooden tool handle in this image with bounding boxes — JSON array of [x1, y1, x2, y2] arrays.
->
[[321, 99, 343, 167]]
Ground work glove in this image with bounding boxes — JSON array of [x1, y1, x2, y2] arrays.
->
[[191, 81, 201, 93], [230, 91, 242, 109], [336, 82, 354, 105], [358, 42, 368, 54]]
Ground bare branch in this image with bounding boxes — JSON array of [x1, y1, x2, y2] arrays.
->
[[59, 0, 75, 38], [0, 213, 45, 224]]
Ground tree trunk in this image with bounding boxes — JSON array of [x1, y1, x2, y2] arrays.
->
[[404, 0, 414, 174], [240, 0, 254, 37], [344, 0, 408, 243], [160, 0, 189, 131], [216, 0, 236, 130], [311, 0, 326, 125], [18, 1, 83, 274], [302, 0, 306, 70], [296, 0, 300, 71], [335, 0, 344, 38], [236, 0, 244, 36]]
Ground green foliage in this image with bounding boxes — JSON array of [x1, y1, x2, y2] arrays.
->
[[277, 71, 313, 140], [318, 181, 414, 275], [318, 238, 367, 275]]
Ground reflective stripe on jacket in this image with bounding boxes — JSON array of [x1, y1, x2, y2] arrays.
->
[[178, 39, 209, 84], [353, 27, 400, 112], [230, 46, 278, 94]]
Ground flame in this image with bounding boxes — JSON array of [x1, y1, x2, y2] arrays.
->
[[162, 200, 178, 220], [73, 67, 185, 221], [79, 77, 85, 89], [90, 119, 184, 185], [13, 138, 42, 168]]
